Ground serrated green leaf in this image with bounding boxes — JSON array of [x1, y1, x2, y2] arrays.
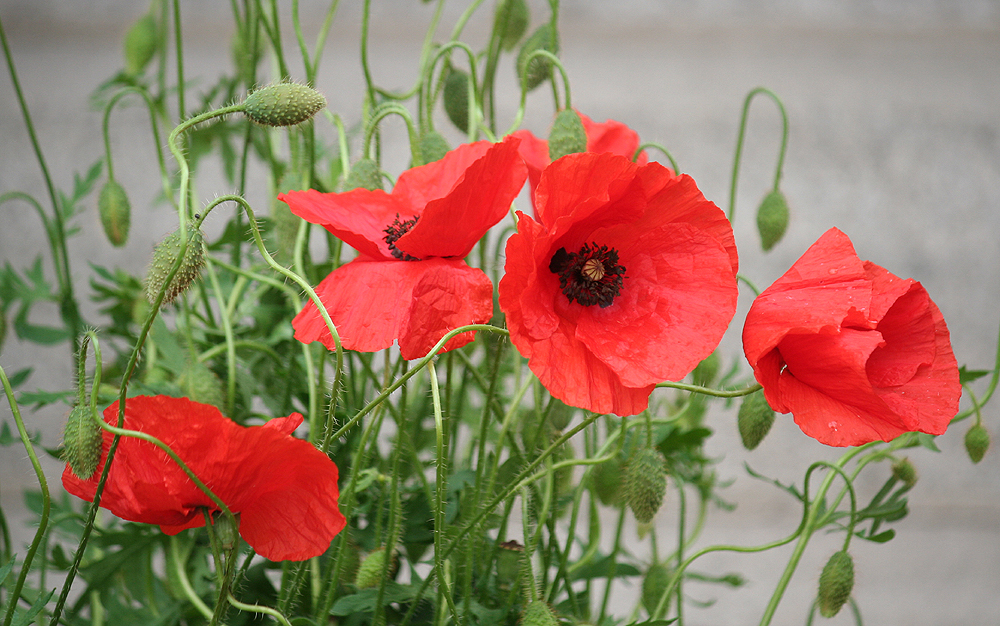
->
[[13, 304, 72, 345], [744, 463, 804, 501], [10, 588, 54, 626], [149, 316, 187, 374]]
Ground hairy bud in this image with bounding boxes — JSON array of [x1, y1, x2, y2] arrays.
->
[[124, 13, 157, 75], [243, 83, 326, 127], [623, 446, 667, 524], [738, 389, 776, 450], [354, 546, 396, 589], [547, 109, 587, 162], [516, 26, 559, 92], [818, 550, 854, 618], [520, 599, 558, 626], [965, 423, 990, 464], [145, 223, 205, 305], [891, 457, 918, 487], [494, 0, 530, 51], [443, 67, 471, 133], [344, 158, 384, 191], [98, 178, 131, 247], [62, 404, 103, 480], [419, 130, 451, 165], [756, 189, 790, 252]]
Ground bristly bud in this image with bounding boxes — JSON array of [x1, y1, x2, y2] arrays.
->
[[591, 456, 623, 506], [891, 457, 918, 487], [964, 423, 990, 464], [641, 561, 673, 616], [623, 446, 667, 524], [62, 404, 103, 480], [98, 178, 131, 247], [343, 158, 384, 191], [243, 82, 326, 127], [520, 598, 559, 626], [443, 67, 471, 133], [418, 130, 451, 164], [756, 189, 790, 252], [817, 550, 854, 618], [547, 109, 587, 162], [738, 389, 776, 451], [494, 0, 530, 51], [516, 25, 559, 92], [145, 222, 205, 305], [354, 546, 397, 589], [178, 361, 225, 410], [124, 12, 158, 75]]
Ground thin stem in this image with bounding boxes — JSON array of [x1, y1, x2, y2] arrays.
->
[[727, 87, 789, 222]]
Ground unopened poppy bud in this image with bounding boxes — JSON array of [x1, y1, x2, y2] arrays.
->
[[344, 158, 383, 191], [98, 178, 131, 247], [547, 109, 587, 162], [62, 404, 103, 480], [548, 399, 574, 431], [756, 189, 790, 252], [354, 546, 397, 589], [591, 456, 622, 506], [738, 389, 776, 451], [178, 361, 225, 409], [443, 67, 471, 132], [521, 599, 559, 626], [145, 222, 205, 305], [817, 550, 854, 618], [419, 130, 451, 164], [243, 82, 326, 127], [214, 513, 240, 551], [496, 540, 523, 588], [494, 0, 530, 51], [124, 13, 157, 75], [623, 446, 667, 524], [641, 561, 673, 615], [693, 350, 721, 386], [516, 25, 559, 92], [964, 423, 990, 464], [891, 457, 918, 487]]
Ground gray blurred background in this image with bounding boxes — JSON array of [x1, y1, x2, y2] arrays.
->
[[1, 1, 998, 624]]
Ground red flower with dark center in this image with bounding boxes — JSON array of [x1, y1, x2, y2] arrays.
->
[[512, 112, 648, 208], [61, 395, 345, 561], [280, 136, 527, 359], [742, 228, 961, 447], [499, 152, 739, 416]]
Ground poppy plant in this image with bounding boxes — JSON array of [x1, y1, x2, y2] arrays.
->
[[280, 136, 527, 359], [742, 228, 961, 447], [62, 395, 346, 561], [499, 152, 739, 416]]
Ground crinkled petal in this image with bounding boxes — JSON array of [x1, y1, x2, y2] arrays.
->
[[580, 113, 648, 165], [279, 189, 402, 260], [510, 128, 549, 199], [499, 211, 562, 350], [534, 152, 642, 233], [391, 140, 496, 211]]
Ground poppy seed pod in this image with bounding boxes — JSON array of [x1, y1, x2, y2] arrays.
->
[[964, 423, 990, 464], [520, 599, 559, 626], [98, 178, 131, 247], [243, 82, 326, 127], [818, 550, 854, 618], [62, 404, 103, 480], [623, 446, 667, 524], [145, 222, 205, 305], [756, 189, 789, 252], [738, 389, 776, 450], [547, 109, 587, 162]]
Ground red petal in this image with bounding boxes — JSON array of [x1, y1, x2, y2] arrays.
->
[[279, 189, 401, 260], [534, 152, 641, 233], [580, 113, 648, 165], [511, 128, 549, 202], [391, 140, 495, 211]]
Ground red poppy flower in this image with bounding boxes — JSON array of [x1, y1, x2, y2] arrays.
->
[[511, 112, 649, 207], [499, 152, 739, 416], [62, 395, 346, 561], [280, 136, 527, 359], [742, 228, 961, 447]]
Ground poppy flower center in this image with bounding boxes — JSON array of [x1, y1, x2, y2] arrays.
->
[[549, 242, 625, 308], [384, 214, 420, 261]]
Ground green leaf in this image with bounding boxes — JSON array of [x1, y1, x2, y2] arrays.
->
[[16, 388, 74, 409], [0, 556, 14, 583], [916, 432, 941, 452], [567, 553, 642, 581], [5, 367, 32, 388], [10, 588, 54, 626], [13, 304, 72, 345], [329, 582, 418, 615], [859, 529, 896, 543], [744, 463, 804, 501], [959, 365, 990, 384]]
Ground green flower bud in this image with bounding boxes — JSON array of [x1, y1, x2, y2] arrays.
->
[[891, 457, 918, 487], [965, 423, 990, 464], [623, 446, 667, 524], [243, 82, 326, 127], [818, 550, 854, 618], [738, 389, 776, 451], [641, 561, 673, 616], [756, 189, 790, 252], [494, 0, 530, 51], [692, 350, 721, 387], [547, 109, 587, 162], [354, 546, 396, 589], [62, 404, 103, 480], [418, 130, 451, 164], [516, 25, 559, 92], [145, 222, 205, 305], [124, 13, 157, 75], [178, 361, 225, 410], [98, 178, 131, 247], [343, 158, 384, 191], [443, 67, 471, 133], [520, 599, 558, 626], [591, 456, 622, 506], [496, 540, 523, 589]]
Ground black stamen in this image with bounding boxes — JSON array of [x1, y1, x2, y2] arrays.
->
[[549, 242, 625, 308], [384, 214, 420, 261]]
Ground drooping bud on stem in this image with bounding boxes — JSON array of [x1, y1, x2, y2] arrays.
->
[[756, 189, 790, 251], [516, 25, 559, 92], [623, 446, 667, 524], [98, 178, 131, 247], [738, 389, 776, 450], [344, 158, 384, 191], [964, 423, 990, 464], [62, 404, 103, 480], [891, 457, 918, 487], [243, 82, 326, 127], [443, 67, 471, 133], [547, 109, 587, 162], [817, 550, 854, 618], [493, 0, 530, 51], [145, 222, 206, 305], [124, 12, 158, 76]]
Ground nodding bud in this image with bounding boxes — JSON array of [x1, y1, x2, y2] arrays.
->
[[443, 67, 471, 133], [738, 390, 776, 451], [124, 13, 157, 75], [178, 361, 225, 410], [547, 109, 587, 162], [145, 222, 205, 305], [516, 25, 559, 92], [354, 546, 397, 589], [419, 130, 451, 165], [62, 404, 103, 480], [623, 446, 668, 524], [818, 550, 854, 618], [495, 540, 523, 589], [592, 455, 623, 506], [891, 457, 918, 488], [520, 599, 559, 626], [493, 0, 530, 51], [756, 189, 790, 252], [965, 423, 990, 464], [343, 158, 384, 191], [243, 82, 326, 127], [98, 178, 131, 247]]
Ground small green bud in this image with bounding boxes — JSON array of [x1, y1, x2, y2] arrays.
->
[[98, 178, 131, 247], [623, 447, 667, 524], [418, 130, 451, 164], [62, 404, 103, 480], [756, 189, 790, 252], [354, 547, 396, 589], [520, 599, 558, 626], [547, 109, 587, 162], [494, 0, 530, 51], [591, 456, 623, 506], [243, 82, 326, 127], [178, 361, 225, 410], [496, 540, 523, 589], [547, 398, 574, 431], [738, 390, 776, 451], [965, 423, 990, 464], [693, 350, 721, 387], [891, 457, 918, 487], [817, 550, 854, 618], [516, 25, 559, 92], [443, 67, 471, 133], [124, 13, 157, 75], [641, 561, 673, 616], [343, 158, 384, 191], [145, 223, 205, 305]]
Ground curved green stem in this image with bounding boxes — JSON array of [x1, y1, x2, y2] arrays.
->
[[727, 87, 789, 222], [636, 142, 680, 173], [655, 381, 761, 398]]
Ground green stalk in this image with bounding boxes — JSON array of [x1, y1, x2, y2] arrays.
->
[[726, 87, 789, 222]]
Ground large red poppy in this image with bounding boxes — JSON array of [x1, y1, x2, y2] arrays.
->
[[499, 152, 739, 416], [281, 136, 526, 359], [511, 112, 648, 208], [742, 228, 961, 447], [62, 395, 346, 561]]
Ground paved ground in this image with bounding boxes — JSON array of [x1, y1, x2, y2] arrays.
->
[[1, 2, 998, 624]]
